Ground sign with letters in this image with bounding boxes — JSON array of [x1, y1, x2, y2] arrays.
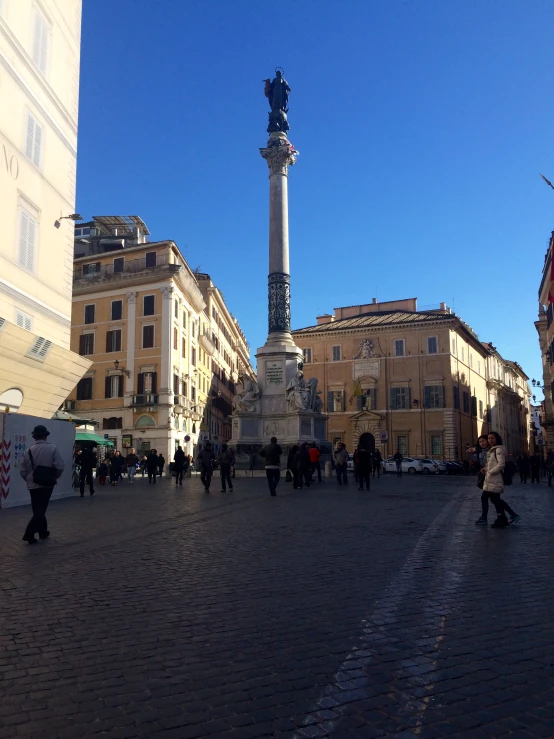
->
[[265, 361, 284, 386], [353, 360, 380, 379]]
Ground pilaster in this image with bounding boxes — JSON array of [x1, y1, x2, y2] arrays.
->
[[160, 286, 173, 401], [124, 292, 137, 405]]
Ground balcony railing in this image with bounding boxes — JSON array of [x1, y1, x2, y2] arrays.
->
[[74, 255, 179, 282], [132, 394, 158, 406]]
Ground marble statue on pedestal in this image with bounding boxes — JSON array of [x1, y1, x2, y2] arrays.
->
[[232, 376, 260, 412], [286, 371, 322, 412]]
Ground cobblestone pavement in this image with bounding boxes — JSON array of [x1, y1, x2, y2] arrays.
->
[[1, 471, 554, 739]]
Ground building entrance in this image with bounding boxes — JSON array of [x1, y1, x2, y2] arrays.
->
[[359, 432, 375, 452]]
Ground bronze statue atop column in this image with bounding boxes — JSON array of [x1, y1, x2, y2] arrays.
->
[[264, 68, 291, 134]]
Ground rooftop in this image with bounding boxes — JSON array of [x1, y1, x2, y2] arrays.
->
[[292, 309, 453, 335]]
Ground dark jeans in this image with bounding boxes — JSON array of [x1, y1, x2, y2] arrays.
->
[[311, 461, 322, 482], [336, 464, 347, 484], [372, 463, 380, 478], [147, 469, 157, 483], [158, 466, 164, 478], [296, 469, 311, 488], [79, 467, 94, 495], [519, 469, 528, 482], [396, 462, 402, 477], [175, 466, 184, 484], [531, 469, 540, 483], [200, 468, 213, 490], [358, 470, 371, 490], [220, 464, 233, 491], [488, 492, 516, 518], [24, 487, 53, 538], [266, 468, 280, 494]]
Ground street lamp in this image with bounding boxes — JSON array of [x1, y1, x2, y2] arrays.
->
[[54, 213, 82, 229], [114, 359, 131, 378]]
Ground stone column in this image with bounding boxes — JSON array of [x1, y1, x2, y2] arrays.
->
[[124, 292, 137, 405], [260, 132, 298, 346]]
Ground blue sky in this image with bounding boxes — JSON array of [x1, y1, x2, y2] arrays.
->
[[77, 0, 554, 395]]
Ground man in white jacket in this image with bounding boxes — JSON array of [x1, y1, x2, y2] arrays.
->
[[19, 425, 65, 544]]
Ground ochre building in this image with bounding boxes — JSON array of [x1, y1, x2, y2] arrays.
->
[[293, 298, 531, 459]]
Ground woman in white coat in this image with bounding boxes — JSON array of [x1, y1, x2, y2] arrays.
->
[[482, 432, 520, 528]]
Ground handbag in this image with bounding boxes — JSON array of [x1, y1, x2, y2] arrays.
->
[[477, 472, 485, 489], [285, 469, 292, 482], [28, 449, 58, 488]]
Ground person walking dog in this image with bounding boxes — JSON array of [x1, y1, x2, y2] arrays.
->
[[20, 425, 65, 544]]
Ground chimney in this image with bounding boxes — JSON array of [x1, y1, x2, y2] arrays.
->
[[440, 302, 446, 311], [372, 297, 377, 304]]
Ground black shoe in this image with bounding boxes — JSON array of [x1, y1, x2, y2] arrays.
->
[[80, 493, 84, 497], [270, 491, 276, 496], [205, 488, 210, 493], [22, 534, 37, 544], [90, 491, 94, 496], [39, 531, 50, 540], [491, 515, 509, 528], [221, 489, 226, 493]]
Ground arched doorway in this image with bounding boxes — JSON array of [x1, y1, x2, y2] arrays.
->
[[359, 432, 375, 452]]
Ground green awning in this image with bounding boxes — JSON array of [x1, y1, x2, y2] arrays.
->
[[75, 432, 114, 446]]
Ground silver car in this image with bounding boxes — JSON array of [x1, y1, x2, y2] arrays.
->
[[382, 457, 425, 475]]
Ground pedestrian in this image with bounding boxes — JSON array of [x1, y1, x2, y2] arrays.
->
[[110, 450, 125, 486], [173, 445, 187, 485], [260, 436, 282, 496], [547, 449, 554, 487], [20, 425, 65, 544], [356, 445, 372, 491], [530, 453, 540, 484], [196, 442, 215, 492], [125, 448, 139, 484], [287, 445, 299, 489], [78, 446, 97, 497], [393, 449, 403, 477], [352, 447, 360, 484], [158, 453, 166, 478], [333, 443, 348, 485], [296, 442, 312, 489], [140, 454, 148, 477], [146, 449, 159, 484], [308, 443, 322, 483], [372, 449, 382, 478], [97, 459, 108, 486], [482, 431, 520, 528], [218, 444, 235, 492], [474, 435, 494, 525]]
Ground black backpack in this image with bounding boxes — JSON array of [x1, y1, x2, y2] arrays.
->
[[495, 450, 516, 486]]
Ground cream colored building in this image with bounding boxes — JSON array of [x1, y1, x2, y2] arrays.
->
[[0, 0, 90, 416], [293, 298, 531, 459], [536, 231, 554, 452], [68, 217, 254, 459]]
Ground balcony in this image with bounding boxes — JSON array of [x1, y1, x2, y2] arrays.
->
[[199, 330, 216, 356], [74, 255, 180, 288], [132, 394, 158, 406]]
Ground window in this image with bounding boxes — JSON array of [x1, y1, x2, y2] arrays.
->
[[191, 321, 196, 338], [191, 386, 196, 402], [471, 395, 477, 417], [76, 377, 93, 400], [174, 300, 179, 319], [18, 207, 36, 273], [470, 353, 473, 368], [103, 417, 122, 430], [137, 372, 157, 395], [173, 374, 179, 396], [427, 337, 438, 354], [83, 262, 100, 275], [424, 385, 444, 409], [396, 435, 409, 455], [145, 252, 157, 267], [113, 257, 124, 273], [391, 387, 409, 409], [463, 391, 470, 413], [479, 399, 484, 419], [15, 310, 32, 331], [430, 435, 443, 456], [105, 374, 123, 399], [105, 329, 122, 353], [24, 112, 43, 169], [79, 333, 94, 355], [143, 295, 155, 316], [453, 385, 460, 409], [451, 339, 456, 355], [182, 380, 187, 397], [173, 327, 178, 350], [111, 300, 122, 321], [478, 360, 481, 375], [84, 304, 95, 324], [192, 347, 196, 366], [356, 388, 376, 411], [303, 348, 312, 364], [32, 10, 50, 75], [331, 345, 341, 361], [461, 347, 465, 362], [182, 337, 186, 358], [394, 339, 405, 357], [142, 325, 154, 348], [327, 390, 344, 412], [27, 336, 51, 360], [182, 311, 187, 329]]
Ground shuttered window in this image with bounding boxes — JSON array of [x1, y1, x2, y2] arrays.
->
[[32, 11, 49, 75], [137, 372, 157, 394], [18, 208, 36, 272], [15, 310, 32, 331], [391, 387, 410, 409], [173, 327, 178, 350], [427, 336, 438, 354], [142, 325, 154, 348], [77, 378, 93, 400], [424, 385, 445, 408], [182, 337, 186, 358], [331, 345, 341, 361], [105, 330, 122, 353], [79, 333, 94, 355], [105, 375, 123, 399], [27, 336, 52, 360], [303, 348, 312, 363], [25, 112, 43, 169], [327, 390, 344, 412]]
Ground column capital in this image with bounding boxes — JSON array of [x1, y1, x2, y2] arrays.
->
[[126, 291, 138, 304], [161, 286, 174, 300], [260, 135, 298, 175]]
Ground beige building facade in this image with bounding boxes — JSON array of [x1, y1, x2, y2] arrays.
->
[[68, 217, 253, 459], [536, 231, 554, 453], [293, 299, 531, 459], [0, 0, 90, 416]]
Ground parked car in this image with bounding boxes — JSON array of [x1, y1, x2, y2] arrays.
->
[[382, 457, 425, 475], [418, 458, 441, 475], [444, 460, 463, 474]]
